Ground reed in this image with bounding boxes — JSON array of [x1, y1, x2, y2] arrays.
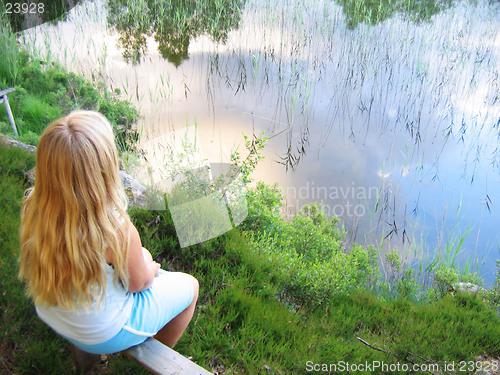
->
[[9, 0, 499, 288], [0, 20, 19, 86]]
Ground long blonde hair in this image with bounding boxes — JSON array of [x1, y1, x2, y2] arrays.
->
[[19, 110, 130, 309]]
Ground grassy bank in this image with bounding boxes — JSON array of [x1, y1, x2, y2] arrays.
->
[[1, 143, 499, 374], [0, 20, 139, 152], [133, 203, 500, 374]]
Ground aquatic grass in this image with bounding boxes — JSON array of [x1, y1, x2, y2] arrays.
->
[[364, 192, 485, 299], [14, 0, 500, 286], [0, 20, 20, 86]]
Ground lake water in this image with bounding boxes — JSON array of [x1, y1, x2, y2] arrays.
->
[[21, 0, 500, 285]]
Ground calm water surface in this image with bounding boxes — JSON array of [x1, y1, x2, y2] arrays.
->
[[22, 0, 500, 285]]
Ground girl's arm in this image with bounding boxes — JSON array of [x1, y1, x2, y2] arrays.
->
[[126, 221, 160, 292]]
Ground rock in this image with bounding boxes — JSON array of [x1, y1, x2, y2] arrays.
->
[[25, 167, 36, 184], [474, 358, 500, 375], [120, 170, 165, 209], [1, 134, 37, 183], [454, 282, 485, 294], [0, 134, 36, 154], [3, 134, 163, 210]]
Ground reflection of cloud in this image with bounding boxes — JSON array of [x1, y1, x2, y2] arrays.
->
[[401, 165, 410, 177], [387, 108, 397, 119], [377, 166, 409, 179], [377, 169, 391, 179], [454, 85, 499, 124], [376, 165, 410, 181]]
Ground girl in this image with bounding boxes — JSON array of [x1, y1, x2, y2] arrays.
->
[[19, 110, 198, 354]]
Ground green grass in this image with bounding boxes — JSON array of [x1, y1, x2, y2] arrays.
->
[[132, 206, 500, 374], [0, 143, 499, 374]]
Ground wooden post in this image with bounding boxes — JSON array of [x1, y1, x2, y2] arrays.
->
[[70, 344, 100, 371], [0, 88, 18, 138]]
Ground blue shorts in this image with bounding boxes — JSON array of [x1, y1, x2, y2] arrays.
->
[[65, 270, 195, 354]]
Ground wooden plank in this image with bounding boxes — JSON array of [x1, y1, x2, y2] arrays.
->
[[125, 338, 212, 375]]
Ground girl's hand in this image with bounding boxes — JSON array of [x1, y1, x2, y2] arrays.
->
[[126, 223, 160, 292], [149, 261, 160, 277], [143, 247, 160, 277], [142, 247, 153, 263]]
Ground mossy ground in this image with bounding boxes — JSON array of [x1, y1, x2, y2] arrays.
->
[[1, 144, 498, 374]]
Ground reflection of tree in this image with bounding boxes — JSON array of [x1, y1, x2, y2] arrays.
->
[[337, 0, 454, 29], [1, 0, 77, 32], [155, 20, 192, 67], [106, 0, 245, 66], [118, 29, 149, 63]]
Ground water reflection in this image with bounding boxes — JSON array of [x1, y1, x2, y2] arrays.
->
[[106, 0, 245, 66], [20, 0, 500, 285], [337, 0, 455, 29]]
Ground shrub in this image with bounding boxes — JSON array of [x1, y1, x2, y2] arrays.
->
[[0, 121, 13, 136], [18, 130, 40, 146], [485, 261, 500, 311], [434, 265, 461, 295], [242, 183, 380, 307], [17, 95, 61, 135]]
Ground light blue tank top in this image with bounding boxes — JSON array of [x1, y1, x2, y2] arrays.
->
[[36, 264, 134, 345]]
